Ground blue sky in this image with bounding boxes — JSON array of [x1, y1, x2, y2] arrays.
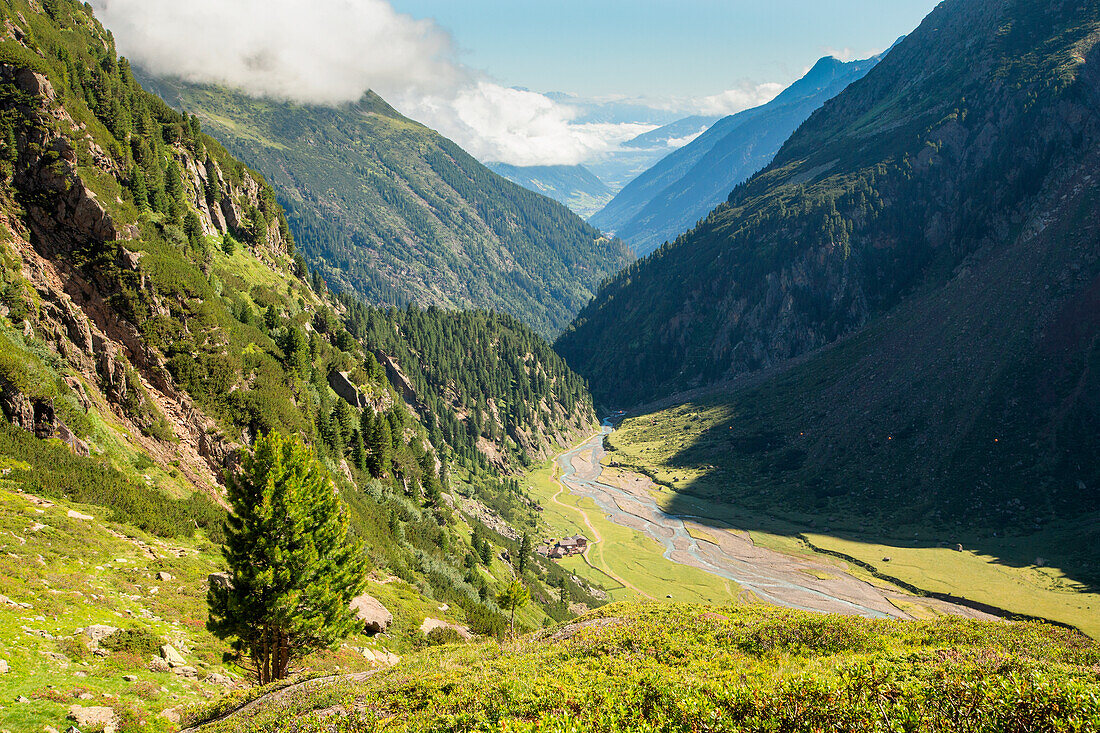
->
[[388, 0, 941, 98]]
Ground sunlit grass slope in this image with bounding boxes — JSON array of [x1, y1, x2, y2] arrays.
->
[[189, 603, 1100, 732]]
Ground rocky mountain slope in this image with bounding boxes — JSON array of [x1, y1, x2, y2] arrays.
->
[[558, 0, 1100, 527], [590, 53, 882, 256], [0, 4, 609, 729], [134, 74, 633, 338]]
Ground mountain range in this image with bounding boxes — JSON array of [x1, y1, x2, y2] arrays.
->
[[135, 74, 633, 338], [557, 0, 1100, 528], [590, 53, 885, 256]]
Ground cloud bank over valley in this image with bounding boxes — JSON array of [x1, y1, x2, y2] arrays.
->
[[90, 0, 782, 167]]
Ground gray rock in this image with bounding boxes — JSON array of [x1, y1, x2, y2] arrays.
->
[[147, 656, 169, 673], [158, 708, 180, 724], [207, 572, 233, 592], [172, 665, 197, 678], [328, 371, 368, 409], [156, 571, 173, 582], [15, 695, 30, 703], [68, 705, 119, 733], [159, 644, 186, 667], [79, 625, 117, 643], [13, 69, 55, 100], [349, 593, 393, 634], [203, 672, 233, 686], [0, 660, 7, 674], [122, 675, 138, 682]]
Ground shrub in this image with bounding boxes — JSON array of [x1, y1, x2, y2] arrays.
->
[[101, 627, 162, 656], [425, 626, 465, 647]]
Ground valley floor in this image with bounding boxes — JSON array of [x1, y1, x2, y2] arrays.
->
[[531, 426, 997, 623], [606, 409, 1100, 639]]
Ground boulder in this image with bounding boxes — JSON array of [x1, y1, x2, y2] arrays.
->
[[207, 572, 233, 592], [147, 656, 169, 673], [172, 665, 197, 678], [0, 659, 7, 674], [68, 705, 119, 733], [419, 618, 473, 640], [156, 571, 173, 582], [122, 675, 137, 682], [349, 593, 392, 634], [67, 510, 94, 521], [328, 371, 367, 410], [203, 672, 233, 686], [79, 625, 117, 643], [159, 644, 186, 667]]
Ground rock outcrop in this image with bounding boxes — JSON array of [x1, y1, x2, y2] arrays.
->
[[350, 593, 392, 635]]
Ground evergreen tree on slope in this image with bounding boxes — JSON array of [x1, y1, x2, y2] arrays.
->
[[208, 432, 367, 683]]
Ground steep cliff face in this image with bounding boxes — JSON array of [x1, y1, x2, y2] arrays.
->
[[0, 4, 301, 497]]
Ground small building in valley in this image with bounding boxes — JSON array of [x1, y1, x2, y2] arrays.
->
[[547, 535, 589, 559]]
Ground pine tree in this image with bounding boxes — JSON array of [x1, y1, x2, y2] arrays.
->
[[165, 159, 185, 222], [516, 533, 531, 576], [128, 167, 148, 210], [282, 326, 310, 379], [365, 413, 392, 478], [207, 432, 366, 684], [496, 580, 529, 639], [184, 210, 205, 251]]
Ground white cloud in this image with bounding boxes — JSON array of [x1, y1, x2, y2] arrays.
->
[[822, 47, 857, 62], [692, 82, 785, 116], [398, 83, 656, 166], [88, 0, 780, 166], [90, 0, 463, 105]]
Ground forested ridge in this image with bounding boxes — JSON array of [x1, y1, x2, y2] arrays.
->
[[343, 301, 596, 471], [135, 75, 634, 338], [557, 0, 1100, 530]]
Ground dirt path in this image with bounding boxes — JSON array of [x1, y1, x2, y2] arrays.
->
[[181, 670, 377, 732], [548, 463, 659, 601]]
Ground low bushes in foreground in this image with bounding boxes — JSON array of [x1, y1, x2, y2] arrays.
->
[[192, 603, 1100, 732]]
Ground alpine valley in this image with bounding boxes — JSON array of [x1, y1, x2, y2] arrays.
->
[[0, 0, 1098, 732]]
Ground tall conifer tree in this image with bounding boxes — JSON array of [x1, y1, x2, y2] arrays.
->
[[207, 432, 366, 683]]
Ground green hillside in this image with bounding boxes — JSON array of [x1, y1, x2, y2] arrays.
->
[[134, 75, 633, 338], [342, 303, 596, 470], [185, 603, 1100, 732], [0, 2, 613, 729]]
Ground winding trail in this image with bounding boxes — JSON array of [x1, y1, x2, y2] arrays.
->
[[549, 464, 658, 601], [551, 421, 996, 621], [182, 670, 377, 732]]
